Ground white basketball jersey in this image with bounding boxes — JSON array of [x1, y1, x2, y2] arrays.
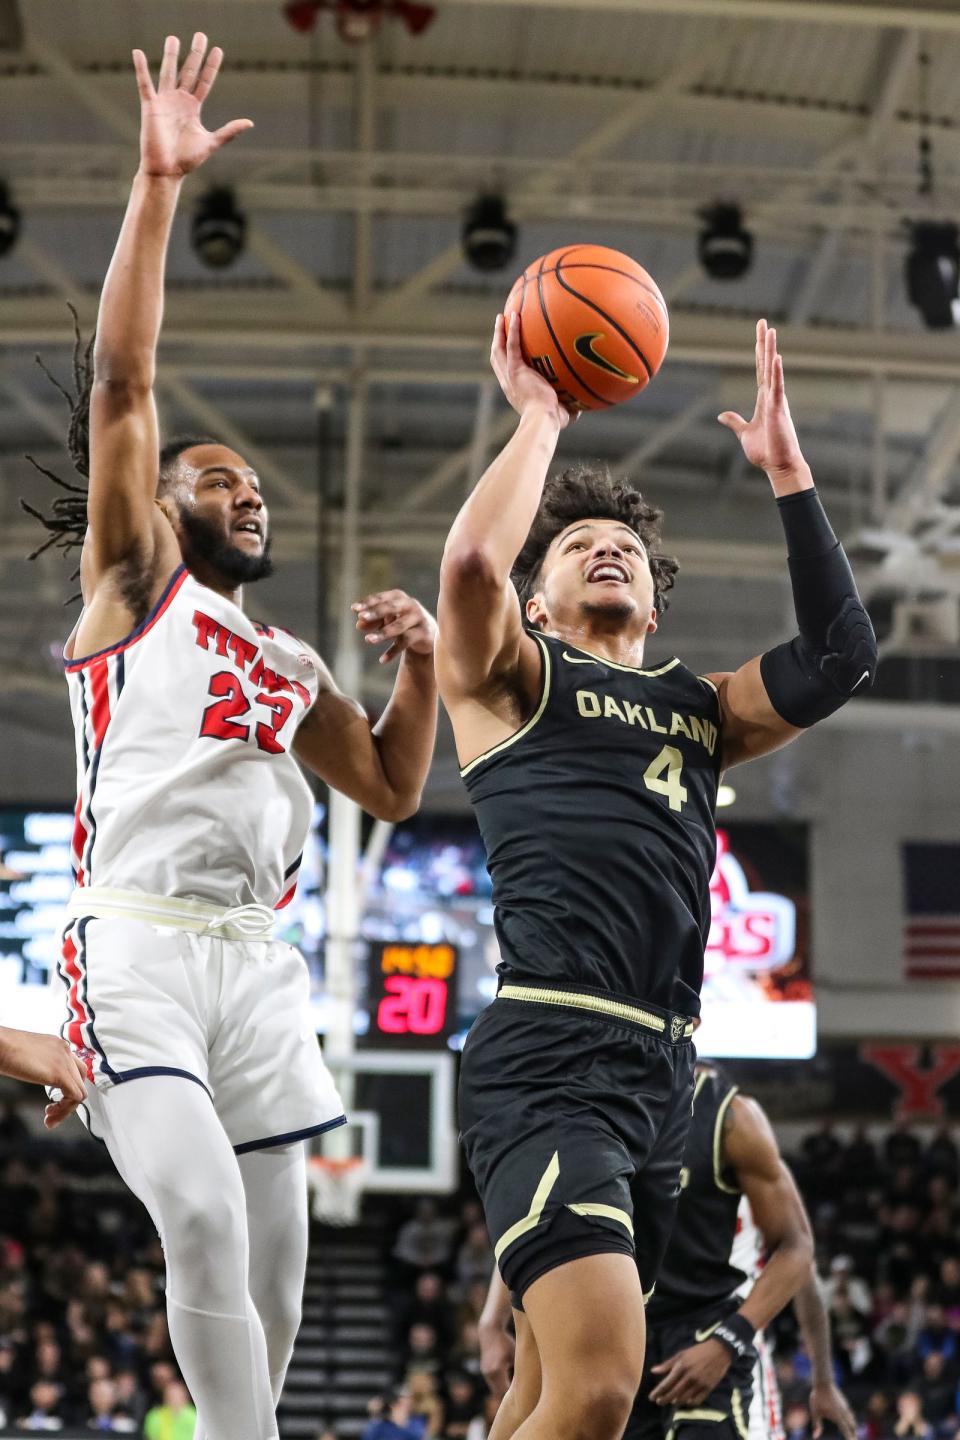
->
[[734, 1195, 785, 1440], [731, 1193, 764, 1297], [64, 564, 318, 909]]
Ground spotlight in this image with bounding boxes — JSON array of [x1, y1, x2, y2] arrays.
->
[[191, 188, 246, 270], [283, 0, 435, 39], [698, 203, 753, 281], [0, 181, 21, 259], [716, 784, 736, 809], [336, 0, 382, 41], [462, 195, 517, 274], [906, 221, 960, 330]]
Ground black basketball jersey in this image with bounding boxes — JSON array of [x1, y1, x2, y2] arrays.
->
[[648, 1067, 745, 1319], [461, 630, 721, 1012]]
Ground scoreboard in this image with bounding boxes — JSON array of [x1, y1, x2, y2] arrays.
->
[[362, 941, 459, 1049]]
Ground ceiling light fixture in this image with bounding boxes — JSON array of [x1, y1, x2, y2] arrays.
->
[[283, 0, 436, 41], [191, 188, 246, 270], [462, 195, 517, 274], [0, 181, 21, 259], [698, 203, 753, 282]]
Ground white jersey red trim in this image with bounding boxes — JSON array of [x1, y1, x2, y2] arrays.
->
[[734, 1195, 785, 1440], [64, 565, 319, 909]]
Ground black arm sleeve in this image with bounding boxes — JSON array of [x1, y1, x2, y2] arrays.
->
[[759, 489, 877, 729]]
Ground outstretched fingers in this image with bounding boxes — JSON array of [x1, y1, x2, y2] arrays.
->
[[193, 44, 225, 104], [178, 31, 208, 94], [157, 34, 179, 93], [717, 410, 747, 437], [212, 118, 255, 149], [132, 48, 155, 102]]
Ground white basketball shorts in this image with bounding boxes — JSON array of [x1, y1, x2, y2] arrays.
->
[[54, 887, 345, 1153]]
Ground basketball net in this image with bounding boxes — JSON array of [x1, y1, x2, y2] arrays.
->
[[308, 1155, 367, 1226]]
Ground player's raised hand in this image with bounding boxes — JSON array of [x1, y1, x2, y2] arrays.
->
[[352, 590, 437, 664], [491, 312, 578, 430], [133, 33, 253, 179], [717, 320, 811, 488]]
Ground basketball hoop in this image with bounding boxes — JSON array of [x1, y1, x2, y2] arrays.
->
[[308, 1154, 367, 1225]]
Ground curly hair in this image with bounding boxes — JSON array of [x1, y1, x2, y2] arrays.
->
[[20, 307, 218, 600], [511, 463, 679, 618]]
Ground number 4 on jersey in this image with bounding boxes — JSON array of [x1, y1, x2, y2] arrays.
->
[[643, 744, 688, 812]]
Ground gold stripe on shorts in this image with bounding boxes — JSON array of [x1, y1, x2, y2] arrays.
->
[[497, 983, 693, 1039]]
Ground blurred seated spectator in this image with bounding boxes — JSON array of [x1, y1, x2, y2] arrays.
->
[[393, 1202, 457, 1276], [860, 1390, 891, 1440], [16, 1378, 66, 1431], [916, 1305, 958, 1367], [914, 1351, 959, 1433], [454, 1224, 493, 1296], [935, 1256, 960, 1315], [782, 1400, 811, 1440], [112, 1369, 146, 1428], [801, 1119, 842, 1170], [448, 1317, 482, 1383], [925, 1125, 958, 1181], [398, 1273, 456, 1352], [86, 1375, 137, 1433], [893, 1390, 934, 1440], [143, 1378, 197, 1440], [442, 1371, 480, 1440], [886, 1122, 923, 1171], [823, 1255, 873, 1316], [844, 1125, 878, 1180], [404, 1323, 443, 1380], [362, 1387, 427, 1440], [407, 1370, 444, 1438]]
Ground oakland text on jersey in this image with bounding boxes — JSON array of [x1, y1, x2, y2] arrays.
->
[[573, 689, 719, 757]]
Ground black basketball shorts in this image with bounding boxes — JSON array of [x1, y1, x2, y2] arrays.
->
[[625, 1296, 758, 1440], [458, 978, 696, 1305]]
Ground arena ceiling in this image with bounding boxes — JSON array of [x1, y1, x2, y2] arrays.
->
[[2, 0, 960, 805]]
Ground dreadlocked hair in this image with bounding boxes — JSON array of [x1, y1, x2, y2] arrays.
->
[[511, 463, 679, 618], [19, 305, 94, 593], [20, 307, 221, 603]]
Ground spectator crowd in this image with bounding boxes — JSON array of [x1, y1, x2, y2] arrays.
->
[[0, 1107, 195, 1436], [0, 1093, 959, 1440]]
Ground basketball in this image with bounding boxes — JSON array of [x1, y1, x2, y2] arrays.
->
[[504, 244, 669, 411]]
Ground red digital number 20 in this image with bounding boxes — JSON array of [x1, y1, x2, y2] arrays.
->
[[200, 671, 294, 753], [377, 976, 448, 1036]]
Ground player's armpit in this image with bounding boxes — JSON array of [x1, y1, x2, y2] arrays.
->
[[705, 659, 804, 770], [723, 1096, 813, 1333]]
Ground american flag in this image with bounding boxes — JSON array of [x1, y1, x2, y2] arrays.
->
[[903, 843, 960, 980]]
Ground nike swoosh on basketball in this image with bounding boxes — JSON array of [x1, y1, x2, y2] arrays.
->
[[562, 651, 599, 665], [695, 1324, 720, 1343], [573, 333, 639, 384]]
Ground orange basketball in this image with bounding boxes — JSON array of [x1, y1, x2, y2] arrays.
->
[[504, 244, 669, 411]]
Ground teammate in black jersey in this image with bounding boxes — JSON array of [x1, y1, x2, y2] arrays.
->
[[632, 1066, 855, 1440], [479, 1065, 857, 1440], [436, 314, 875, 1440]]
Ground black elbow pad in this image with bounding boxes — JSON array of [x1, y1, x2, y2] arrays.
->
[[761, 596, 878, 728]]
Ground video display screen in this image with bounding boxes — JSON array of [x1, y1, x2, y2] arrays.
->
[[0, 808, 811, 1059]]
